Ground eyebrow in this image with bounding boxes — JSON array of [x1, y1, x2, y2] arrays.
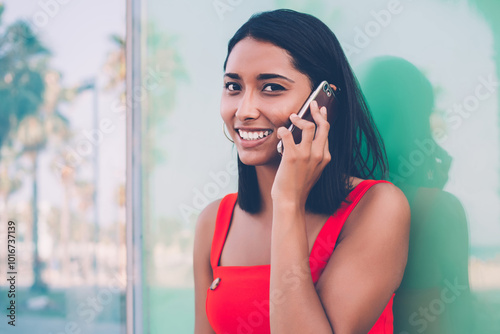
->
[[224, 72, 295, 83]]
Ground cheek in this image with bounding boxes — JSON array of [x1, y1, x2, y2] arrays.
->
[[267, 99, 302, 125], [269, 109, 289, 126], [220, 107, 230, 122], [220, 97, 235, 122]]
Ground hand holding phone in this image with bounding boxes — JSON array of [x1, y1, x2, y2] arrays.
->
[[277, 80, 337, 155]]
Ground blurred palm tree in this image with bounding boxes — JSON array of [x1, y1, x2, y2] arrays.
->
[[45, 70, 95, 284], [140, 22, 188, 293], [102, 34, 127, 276], [0, 145, 25, 210], [0, 6, 49, 153], [103, 34, 126, 92], [0, 4, 52, 292], [144, 22, 188, 166]]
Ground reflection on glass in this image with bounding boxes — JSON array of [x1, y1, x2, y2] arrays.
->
[[138, 0, 500, 332], [359, 56, 474, 334], [140, 17, 191, 334]]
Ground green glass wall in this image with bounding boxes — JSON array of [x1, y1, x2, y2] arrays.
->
[[139, 0, 500, 333]]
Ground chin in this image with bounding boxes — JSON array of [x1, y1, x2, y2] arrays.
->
[[237, 151, 281, 167]]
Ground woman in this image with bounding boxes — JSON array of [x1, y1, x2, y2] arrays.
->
[[194, 9, 410, 334]]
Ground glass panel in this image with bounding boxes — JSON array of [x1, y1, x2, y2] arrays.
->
[[0, 1, 126, 333], [140, 1, 500, 333]]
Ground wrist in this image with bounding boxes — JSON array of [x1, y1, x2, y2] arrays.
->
[[272, 198, 306, 217]]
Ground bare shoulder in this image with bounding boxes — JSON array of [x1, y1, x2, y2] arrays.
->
[[342, 181, 410, 241], [196, 198, 223, 227], [193, 198, 224, 334], [364, 181, 410, 209], [194, 198, 224, 245], [193, 197, 224, 278], [366, 181, 410, 216]]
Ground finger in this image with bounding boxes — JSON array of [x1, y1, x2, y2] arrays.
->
[[310, 103, 330, 137], [309, 105, 330, 163], [289, 113, 316, 146], [310, 104, 330, 151], [311, 99, 329, 121], [277, 126, 295, 155], [323, 136, 331, 165]]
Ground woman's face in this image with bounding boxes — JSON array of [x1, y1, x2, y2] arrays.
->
[[221, 37, 312, 166]]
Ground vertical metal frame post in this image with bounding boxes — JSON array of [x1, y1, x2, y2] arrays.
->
[[126, 0, 143, 332]]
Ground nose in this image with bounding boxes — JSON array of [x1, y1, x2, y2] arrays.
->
[[235, 90, 260, 121]]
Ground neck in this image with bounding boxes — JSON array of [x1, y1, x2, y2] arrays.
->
[[254, 163, 279, 216]]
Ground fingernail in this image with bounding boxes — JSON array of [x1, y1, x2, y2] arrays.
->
[[290, 113, 298, 118], [321, 107, 327, 114]]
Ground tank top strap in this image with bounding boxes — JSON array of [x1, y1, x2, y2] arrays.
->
[[309, 179, 391, 282], [210, 193, 238, 269]]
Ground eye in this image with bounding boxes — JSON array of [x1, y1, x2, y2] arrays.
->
[[224, 82, 241, 92], [263, 83, 285, 92]]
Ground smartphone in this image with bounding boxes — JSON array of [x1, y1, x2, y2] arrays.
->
[[277, 80, 337, 155]]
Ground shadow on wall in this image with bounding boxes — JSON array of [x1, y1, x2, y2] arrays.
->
[[358, 56, 474, 334]]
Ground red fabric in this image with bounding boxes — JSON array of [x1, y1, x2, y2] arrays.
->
[[206, 180, 394, 334]]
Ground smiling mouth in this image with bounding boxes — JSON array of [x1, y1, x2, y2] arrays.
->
[[237, 129, 273, 141]]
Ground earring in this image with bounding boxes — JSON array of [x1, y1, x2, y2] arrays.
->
[[223, 123, 234, 143]]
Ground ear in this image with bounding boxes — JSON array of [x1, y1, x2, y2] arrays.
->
[[330, 83, 338, 92]]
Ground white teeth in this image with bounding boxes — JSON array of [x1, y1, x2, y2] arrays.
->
[[238, 129, 272, 140]]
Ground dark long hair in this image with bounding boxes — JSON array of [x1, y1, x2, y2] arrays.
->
[[224, 9, 388, 215]]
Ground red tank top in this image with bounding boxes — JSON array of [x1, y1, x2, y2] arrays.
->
[[206, 180, 394, 333]]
